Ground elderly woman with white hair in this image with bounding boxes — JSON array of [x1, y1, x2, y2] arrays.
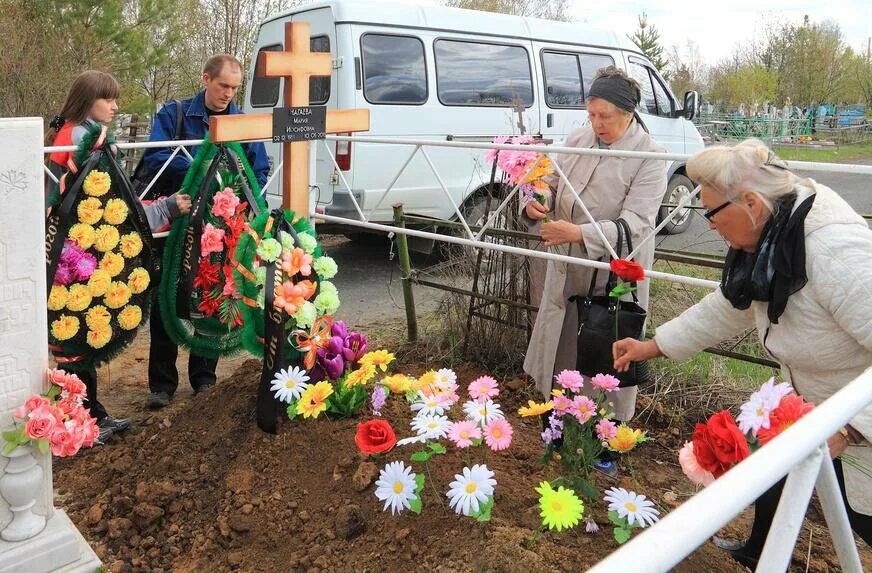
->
[[613, 139, 872, 566]]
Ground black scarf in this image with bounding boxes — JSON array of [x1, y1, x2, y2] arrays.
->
[[720, 191, 816, 323]]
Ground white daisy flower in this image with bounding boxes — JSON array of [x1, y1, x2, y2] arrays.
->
[[434, 368, 458, 391], [374, 461, 418, 515], [737, 377, 794, 434], [446, 464, 496, 516], [410, 413, 451, 440], [410, 391, 452, 416], [462, 399, 505, 426], [396, 435, 429, 447], [603, 487, 660, 528], [270, 366, 310, 403]]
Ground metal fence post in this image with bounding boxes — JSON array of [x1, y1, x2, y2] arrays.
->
[[393, 203, 418, 342]]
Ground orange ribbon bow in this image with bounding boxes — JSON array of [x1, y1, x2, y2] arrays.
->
[[293, 315, 333, 370]]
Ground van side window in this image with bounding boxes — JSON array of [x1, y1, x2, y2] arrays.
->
[[579, 54, 615, 99], [628, 61, 673, 117], [649, 70, 674, 117], [361, 34, 427, 105], [250, 37, 331, 107], [435, 40, 533, 107], [542, 52, 582, 108]]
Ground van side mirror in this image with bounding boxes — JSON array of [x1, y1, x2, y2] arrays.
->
[[683, 91, 698, 121]]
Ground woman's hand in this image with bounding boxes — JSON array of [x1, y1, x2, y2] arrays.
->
[[541, 220, 582, 247], [827, 431, 849, 459], [175, 194, 192, 215], [613, 338, 662, 372], [525, 199, 550, 221]]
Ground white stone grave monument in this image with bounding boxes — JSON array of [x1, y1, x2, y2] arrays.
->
[[0, 118, 100, 572]]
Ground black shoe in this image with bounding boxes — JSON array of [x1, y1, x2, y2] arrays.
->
[[94, 425, 114, 445], [98, 416, 131, 434], [147, 391, 172, 409], [712, 536, 759, 569], [193, 384, 215, 395]]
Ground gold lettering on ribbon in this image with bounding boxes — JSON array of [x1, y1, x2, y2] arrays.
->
[[45, 218, 59, 264]]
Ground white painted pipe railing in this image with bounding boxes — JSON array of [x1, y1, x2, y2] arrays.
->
[[588, 366, 872, 573]]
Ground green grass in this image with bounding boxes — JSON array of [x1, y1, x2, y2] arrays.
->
[[773, 143, 872, 163]]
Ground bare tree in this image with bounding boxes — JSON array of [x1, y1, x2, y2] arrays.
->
[[442, 0, 571, 21]]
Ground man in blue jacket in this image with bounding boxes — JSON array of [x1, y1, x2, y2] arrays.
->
[[141, 53, 270, 410]]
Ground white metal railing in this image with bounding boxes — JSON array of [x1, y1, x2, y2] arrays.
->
[[589, 365, 872, 573]]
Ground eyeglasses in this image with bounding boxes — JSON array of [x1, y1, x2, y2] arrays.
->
[[703, 200, 733, 221]]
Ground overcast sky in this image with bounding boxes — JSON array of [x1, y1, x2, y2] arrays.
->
[[574, 1, 872, 64]]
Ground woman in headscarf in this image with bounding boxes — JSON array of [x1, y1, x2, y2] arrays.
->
[[523, 66, 667, 437]]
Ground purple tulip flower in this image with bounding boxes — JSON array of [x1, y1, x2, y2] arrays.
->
[[316, 336, 345, 380], [341, 331, 368, 364]]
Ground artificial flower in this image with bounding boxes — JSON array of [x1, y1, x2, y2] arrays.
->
[[410, 413, 451, 440], [82, 170, 111, 197], [483, 418, 513, 451], [86, 325, 112, 349], [552, 391, 574, 414], [411, 392, 453, 416], [374, 461, 418, 515], [102, 198, 128, 225], [315, 337, 346, 380], [117, 305, 142, 330], [313, 287, 340, 315], [396, 435, 429, 447], [448, 420, 482, 448], [595, 418, 618, 441], [48, 285, 69, 311], [278, 230, 295, 250], [72, 252, 97, 282], [536, 482, 584, 531], [200, 223, 226, 256], [371, 385, 387, 416], [692, 410, 749, 478], [270, 366, 310, 403], [297, 232, 318, 254], [346, 364, 377, 387], [518, 399, 553, 417], [756, 394, 815, 445], [297, 380, 333, 419], [585, 516, 600, 533], [590, 373, 621, 392], [609, 259, 646, 282], [76, 198, 104, 225], [119, 232, 143, 259], [99, 252, 124, 277], [340, 329, 368, 364], [211, 187, 240, 220], [93, 224, 120, 252], [417, 370, 438, 395], [446, 464, 496, 516], [127, 267, 151, 295], [355, 419, 397, 455], [254, 266, 267, 286], [85, 305, 112, 330], [274, 279, 317, 315], [434, 368, 458, 391], [24, 405, 62, 440], [291, 300, 317, 329], [281, 247, 313, 276], [65, 284, 92, 312], [68, 223, 96, 249], [193, 259, 220, 291], [312, 255, 338, 279], [541, 412, 565, 445], [54, 263, 75, 286], [603, 487, 660, 527], [463, 399, 505, 426], [256, 237, 282, 263], [554, 369, 583, 392], [197, 294, 221, 317], [736, 377, 795, 435], [607, 425, 645, 453], [104, 281, 132, 309], [360, 349, 395, 371], [570, 395, 597, 423], [87, 268, 112, 296], [50, 315, 79, 341], [678, 441, 715, 486], [468, 375, 499, 402]]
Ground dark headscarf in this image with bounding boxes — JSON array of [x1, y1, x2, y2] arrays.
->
[[588, 74, 641, 113]]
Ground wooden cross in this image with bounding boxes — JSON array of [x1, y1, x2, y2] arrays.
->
[[210, 22, 370, 218], [512, 99, 526, 135]]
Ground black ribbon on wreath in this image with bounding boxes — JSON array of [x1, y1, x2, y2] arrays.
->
[[225, 146, 263, 219]]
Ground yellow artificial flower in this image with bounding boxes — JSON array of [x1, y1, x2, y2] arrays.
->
[[119, 232, 143, 259], [551, 389, 565, 398], [50, 315, 80, 341], [102, 198, 129, 225], [47, 285, 69, 311], [607, 425, 645, 453], [86, 326, 112, 349], [85, 305, 112, 330], [518, 400, 553, 417], [83, 170, 111, 197], [99, 252, 124, 277], [117, 305, 142, 330], [359, 349, 395, 371], [87, 269, 112, 296], [104, 281, 132, 309], [68, 223, 96, 249], [297, 381, 334, 419], [417, 369, 438, 394], [382, 373, 414, 395], [65, 283, 93, 312], [345, 364, 376, 387], [127, 267, 150, 294], [536, 482, 584, 532], [93, 225, 120, 253], [76, 197, 103, 225]]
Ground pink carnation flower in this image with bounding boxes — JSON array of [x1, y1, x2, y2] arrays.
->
[[49, 421, 86, 457], [595, 419, 618, 440], [211, 187, 240, 220], [483, 418, 513, 451], [200, 224, 226, 256], [468, 376, 499, 403], [552, 394, 573, 414], [24, 404, 63, 440], [74, 252, 98, 282], [570, 395, 597, 424], [678, 441, 715, 486], [590, 373, 620, 392], [448, 420, 481, 448], [554, 369, 583, 392]]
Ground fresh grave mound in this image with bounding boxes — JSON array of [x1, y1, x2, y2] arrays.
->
[[54, 359, 853, 572]]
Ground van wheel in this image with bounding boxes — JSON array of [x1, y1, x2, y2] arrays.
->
[[657, 174, 696, 235]]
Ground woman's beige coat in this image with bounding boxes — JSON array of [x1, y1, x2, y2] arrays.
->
[[523, 120, 666, 420]]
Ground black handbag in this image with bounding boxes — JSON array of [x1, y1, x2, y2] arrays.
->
[[570, 218, 650, 388]]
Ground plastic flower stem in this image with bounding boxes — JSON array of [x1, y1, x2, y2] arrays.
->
[[424, 459, 445, 508]]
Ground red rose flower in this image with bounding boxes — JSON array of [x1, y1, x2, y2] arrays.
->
[[692, 410, 750, 478], [757, 395, 815, 445], [354, 419, 397, 456], [610, 258, 646, 282]]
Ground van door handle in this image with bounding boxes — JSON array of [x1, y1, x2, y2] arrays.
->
[[546, 113, 553, 128]]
